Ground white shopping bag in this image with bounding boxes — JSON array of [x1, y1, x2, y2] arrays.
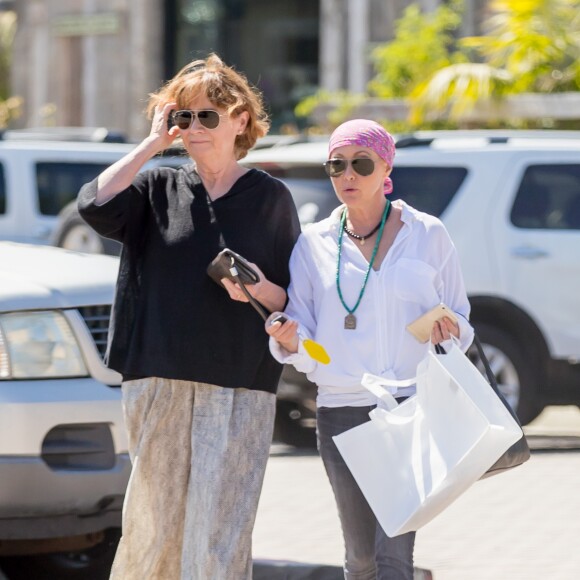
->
[[333, 343, 523, 537]]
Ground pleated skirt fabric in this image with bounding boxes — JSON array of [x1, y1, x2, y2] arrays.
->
[[110, 378, 276, 580]]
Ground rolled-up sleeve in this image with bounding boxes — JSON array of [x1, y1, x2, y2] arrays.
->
[[439, 241, 475, 352], [268, 235, 318, 374], [269, 335, 317, 374]]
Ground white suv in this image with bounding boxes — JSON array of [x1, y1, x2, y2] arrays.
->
[[0, 128, 186, 253], [243, 131, 580, 440], [0, 242, 126, 579]]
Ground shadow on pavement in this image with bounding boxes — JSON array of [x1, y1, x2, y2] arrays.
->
[[253, 561, 341, 580], [253, 561, 432, 579], [527, 434, 580, 452]]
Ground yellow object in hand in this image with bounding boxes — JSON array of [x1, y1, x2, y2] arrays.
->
[[269, 313, 331, 365], [302, 338, 331, 365]]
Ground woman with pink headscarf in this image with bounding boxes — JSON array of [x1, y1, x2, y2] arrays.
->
[[266, 119, 474, 579]]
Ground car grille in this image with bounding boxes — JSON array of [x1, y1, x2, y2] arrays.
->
[[77, 305, 111, 359]]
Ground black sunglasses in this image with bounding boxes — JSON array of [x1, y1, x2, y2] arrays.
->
[[323, 157, 376, 178], [171, 109, 224, 130]]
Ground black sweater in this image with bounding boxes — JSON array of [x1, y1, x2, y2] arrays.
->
[[78, 165, 301, 393]]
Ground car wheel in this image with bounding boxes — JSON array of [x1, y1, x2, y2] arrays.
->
[[52, 202, 121, 256], [274, 400, 317, 448], [468, 324, 543, 425], [0, 528, 121, 580], [59, 221, 107, 254]]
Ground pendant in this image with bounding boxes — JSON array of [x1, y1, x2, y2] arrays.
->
[[360, 238, 365, 246], [344, 313, 357, 330]]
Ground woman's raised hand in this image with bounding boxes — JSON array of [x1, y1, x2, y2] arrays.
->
[[148, 102, 179, 151]]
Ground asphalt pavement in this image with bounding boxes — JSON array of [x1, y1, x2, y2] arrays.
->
[[1, 407, 578, 580], [252, 405, 580, 580]]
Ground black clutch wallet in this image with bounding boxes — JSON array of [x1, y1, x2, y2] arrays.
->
[[207, 248, 269, 321], [207, 248, 260, 288]]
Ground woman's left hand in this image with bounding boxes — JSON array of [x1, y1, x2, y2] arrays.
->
[[431, 316, 460, 345], [221, 261, 265, 303]]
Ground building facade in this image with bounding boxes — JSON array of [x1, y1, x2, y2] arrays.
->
[[10, 0, 485, 139]]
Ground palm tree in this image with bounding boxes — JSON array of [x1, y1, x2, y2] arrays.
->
[[411, 0, 580, 123], [0, 11, 16, 100], [0, 10, 20, 128]]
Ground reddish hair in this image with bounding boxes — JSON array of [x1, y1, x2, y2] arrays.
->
[[148, 54, 269, 159]]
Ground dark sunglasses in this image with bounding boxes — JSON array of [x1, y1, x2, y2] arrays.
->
[[171, 109, 224, 130], [323, 157, 376, 178]]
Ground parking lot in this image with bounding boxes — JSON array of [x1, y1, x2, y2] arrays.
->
[[253, 405, 580, 580]]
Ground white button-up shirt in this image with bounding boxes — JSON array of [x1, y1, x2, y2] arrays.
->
[[270, 200, 474, 407]]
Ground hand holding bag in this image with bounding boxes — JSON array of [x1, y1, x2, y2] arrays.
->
[[332, 341, 525, 537], [207, 248, 261, 287], [206, 248, 269, 321]]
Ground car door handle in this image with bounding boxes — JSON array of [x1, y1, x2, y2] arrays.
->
[[511, 246, 550, 259]]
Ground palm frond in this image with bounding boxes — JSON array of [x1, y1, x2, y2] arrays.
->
[[411, 63, 512, 123]]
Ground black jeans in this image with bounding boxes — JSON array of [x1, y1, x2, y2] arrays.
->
[[317, 405, 415, 580]]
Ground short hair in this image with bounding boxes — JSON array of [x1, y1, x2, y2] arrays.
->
[[148, 53, 270, 159]]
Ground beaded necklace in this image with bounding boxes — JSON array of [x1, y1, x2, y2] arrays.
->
[[343, 221, 381, 245], [336, 199, 391, 329]]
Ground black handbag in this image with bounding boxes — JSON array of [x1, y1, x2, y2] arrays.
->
[[206, 248, 270, 321], [471, 334, 531, 478], [207, 248, 261, 287], [435, 335, 531, 478]]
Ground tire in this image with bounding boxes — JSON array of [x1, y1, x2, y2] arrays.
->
[[52, 202, 121, 256], [0, 528, 121, 580], [468, 323, 543, 425], [274, 400, 317, 448]]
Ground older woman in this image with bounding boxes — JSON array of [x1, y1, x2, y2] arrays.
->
[[266, 119, 474, 580], [78, 54, 300, 579]]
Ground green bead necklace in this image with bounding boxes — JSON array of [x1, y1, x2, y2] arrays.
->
[[336, 199, 391, 330]]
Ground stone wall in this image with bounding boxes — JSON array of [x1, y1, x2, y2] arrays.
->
[[11, 0, 164, 140]]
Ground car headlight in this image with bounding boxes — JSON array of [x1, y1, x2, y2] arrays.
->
[[0, 311, 88, 379]]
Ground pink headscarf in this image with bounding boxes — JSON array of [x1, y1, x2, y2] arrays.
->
[[328, 119, 396, 194]]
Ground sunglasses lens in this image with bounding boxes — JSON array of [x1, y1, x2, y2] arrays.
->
[[352, 158, 375, 176], [173, 110, 221, 130], [324, 159, 347, 177], [174, 111, 193, 130], [198, 110, 220, 129]]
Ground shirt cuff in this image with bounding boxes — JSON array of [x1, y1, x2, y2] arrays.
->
[[268, 337, 317, 374], [455, 315, 475, 352]]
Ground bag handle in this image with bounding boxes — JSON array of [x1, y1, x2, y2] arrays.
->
[[205, 190, 270, 321], [471, 334, 498, 389], [361, 373, 416, 410], [228, 260, 270, 321], [435, 336, 496, 388]]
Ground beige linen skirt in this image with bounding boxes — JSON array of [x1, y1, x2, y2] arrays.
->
[[110, 378, 276, 580]]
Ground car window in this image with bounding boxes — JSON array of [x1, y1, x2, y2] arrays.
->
[[256, 163, 467, 222], [36, 162, 110, 216], [245, 164, 339, 226], [256, 164, 326, 180], [0, 163, 5, 214], [511, 164, 580, 230], [283, 178, 338, 226], [390, 166, 468, 217]]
